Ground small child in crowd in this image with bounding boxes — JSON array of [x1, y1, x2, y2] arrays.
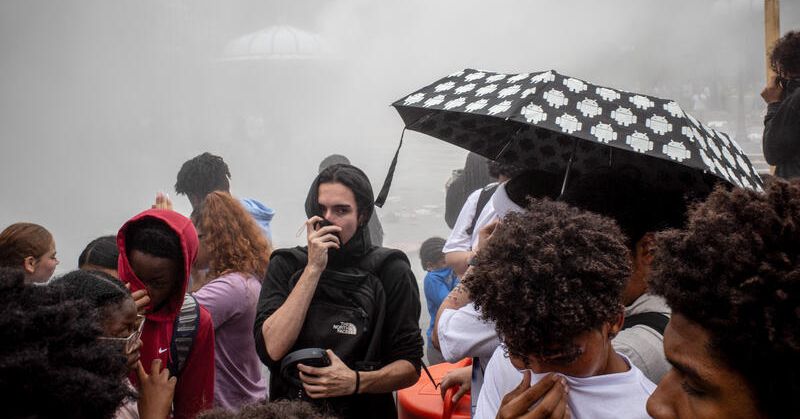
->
[[420, 236, 458, 365]]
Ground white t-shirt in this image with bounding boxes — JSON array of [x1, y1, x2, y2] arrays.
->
[[475, 346, 655, 419], [438, 303, 500, 366], [443, 182, 523, 253], [614, 293, 671, 384], [438, 303, 501, 416], [443, 187, 483, 253]]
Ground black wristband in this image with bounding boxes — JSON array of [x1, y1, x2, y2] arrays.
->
[[353, 370, 360, 395]]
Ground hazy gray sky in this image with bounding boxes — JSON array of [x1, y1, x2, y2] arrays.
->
[[1, 0, 798, 281]]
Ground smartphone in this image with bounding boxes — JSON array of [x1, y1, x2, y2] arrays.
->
[[315, 218, 340, 241]]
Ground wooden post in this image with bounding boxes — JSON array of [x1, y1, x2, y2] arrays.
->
[[766, 0, 781, 80], [765, 0, 780, 174]]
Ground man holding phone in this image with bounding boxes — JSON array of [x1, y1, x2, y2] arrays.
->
[[762, 30, 800, 179], [254, 163, 423, 419]]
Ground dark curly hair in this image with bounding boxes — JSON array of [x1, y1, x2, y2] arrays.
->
[[649, 178, 800, 419], [78, 235, 119, 271], [770, 30, 800, 78], [51, 269, 130, 311], [125, 217, 183, 266], [0, 267, 133, 419], [464, 198, 630, 360], [199, 400, 338, 419], [175, 152, 231, 198]]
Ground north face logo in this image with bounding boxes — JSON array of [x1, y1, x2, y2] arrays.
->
[[332, 322, 357, 336]]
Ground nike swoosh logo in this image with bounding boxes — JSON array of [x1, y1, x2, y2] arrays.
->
[[158, 348, 168, 354]]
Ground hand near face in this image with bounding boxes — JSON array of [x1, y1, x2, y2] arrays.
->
[[305, 216, 342, 273], [125, 339, 142, 371], [298, 349, 357, 399], [125, 282, 151, 315], [130, 289, 151, 315], [151, 192, 174, 211], [474, 219, 500, 254], [136, 359, 176, 419], [761, 75, 783, 104], [496, 371, 570, 419]]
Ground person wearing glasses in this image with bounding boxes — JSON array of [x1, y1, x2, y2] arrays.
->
[[762, 30, 800, 179], [53, 269, 177, 419]]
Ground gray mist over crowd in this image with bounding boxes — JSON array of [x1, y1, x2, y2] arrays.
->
[[1, 0, 799, 292]]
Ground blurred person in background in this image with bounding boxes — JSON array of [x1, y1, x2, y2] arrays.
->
[[175, 152, 276, 241], [0, 222, 58, 284], [79, 235, 120, 278], [762, 30, 800, 179]]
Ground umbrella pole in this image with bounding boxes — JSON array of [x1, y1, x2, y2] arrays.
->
[[558, 138, 579, 199], [493, 126, 524, 161]]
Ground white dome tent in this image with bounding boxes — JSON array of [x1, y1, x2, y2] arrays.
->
[[222, 25, 334, 61]]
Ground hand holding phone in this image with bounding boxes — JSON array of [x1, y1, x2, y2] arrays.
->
[[315, 219, 340, 241]]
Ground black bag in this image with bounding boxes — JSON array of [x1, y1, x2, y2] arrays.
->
[[274, 247, 409, 373]]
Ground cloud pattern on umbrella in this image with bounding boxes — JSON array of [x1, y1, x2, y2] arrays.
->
[[394, 69, 763, 191]]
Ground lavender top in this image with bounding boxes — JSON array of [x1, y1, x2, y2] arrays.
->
[[194, 272, 266, 410]]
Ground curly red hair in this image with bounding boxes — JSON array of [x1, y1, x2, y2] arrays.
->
[[194, 192, 271, 280]]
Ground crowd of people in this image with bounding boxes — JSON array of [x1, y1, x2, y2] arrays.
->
[[1, 30, 800, 419]]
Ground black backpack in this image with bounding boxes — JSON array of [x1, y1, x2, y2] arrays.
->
[[274, 246, 409, 373]]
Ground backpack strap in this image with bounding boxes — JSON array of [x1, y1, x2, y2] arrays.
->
[[271, 246, 309, 272], [168, 293, 200, 377], [622, 312, 670, 336], [356, 247, 411, 369], [357, 247, 410, 274], [465, 183, 499, 236]]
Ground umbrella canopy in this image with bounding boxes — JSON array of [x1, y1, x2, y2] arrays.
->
[[392, 69, 763, 192]]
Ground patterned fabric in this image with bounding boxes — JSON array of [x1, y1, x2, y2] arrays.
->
[[393, 69, 763, 192]]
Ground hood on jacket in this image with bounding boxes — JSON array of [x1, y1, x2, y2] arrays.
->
[[240, 198, 275, 240], [117, 209, 198, 322]]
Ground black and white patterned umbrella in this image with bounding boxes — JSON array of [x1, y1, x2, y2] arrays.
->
[[392, 69, 763, 192]]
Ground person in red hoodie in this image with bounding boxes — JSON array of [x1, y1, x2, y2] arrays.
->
[[117, 209, 215, 419]]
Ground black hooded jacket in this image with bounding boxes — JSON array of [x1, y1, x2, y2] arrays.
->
[[253, 165, 423, 419], [763, 86, 800, 179]]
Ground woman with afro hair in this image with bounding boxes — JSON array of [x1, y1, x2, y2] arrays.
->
[[470, 198, 654, 419], [646, 178, 800, 419]]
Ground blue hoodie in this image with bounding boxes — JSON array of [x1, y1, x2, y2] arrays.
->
[[240, 198, 275, 241]]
